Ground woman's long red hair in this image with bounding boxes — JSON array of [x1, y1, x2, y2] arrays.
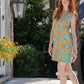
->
[[52, 0, 78, 22]]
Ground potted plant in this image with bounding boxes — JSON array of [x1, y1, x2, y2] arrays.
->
[[0, 36, 21, 64]]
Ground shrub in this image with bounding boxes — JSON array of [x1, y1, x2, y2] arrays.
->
[[14, 44, 41, 77]]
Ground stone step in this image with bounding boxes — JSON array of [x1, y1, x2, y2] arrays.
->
[[3, 78, 73, 84], [47, 80, 72, 84]]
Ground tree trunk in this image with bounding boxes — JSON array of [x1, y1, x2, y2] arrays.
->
[[49, 0, 56, 10], [71, 0, 83, 84]]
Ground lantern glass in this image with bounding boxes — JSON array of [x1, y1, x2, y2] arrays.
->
[[12, 0, 27, 18]]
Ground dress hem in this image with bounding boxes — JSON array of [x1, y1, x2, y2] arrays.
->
[[51, 58, 72, 64]]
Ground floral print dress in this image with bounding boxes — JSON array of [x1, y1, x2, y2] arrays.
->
[[51, 10, 76, 64]]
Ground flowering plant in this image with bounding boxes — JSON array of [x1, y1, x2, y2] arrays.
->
[[0, 36, 21, 64]]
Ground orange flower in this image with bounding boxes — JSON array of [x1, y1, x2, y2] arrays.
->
[[6, 45, 9, 48], [8, 52, 12, 54], [3, 39, 6, 43], [0, 56, 3, 58], [8, 43, 10, 46], [11, 55, 13, 58], [6, 43, 10, 48], [3, 52, 6, 55], [16, 42, 18, 45], [19, 45, 21, 48], [11, 42, 14, 45]]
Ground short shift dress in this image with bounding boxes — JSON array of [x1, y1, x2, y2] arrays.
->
[[51, 10, 76, 64]]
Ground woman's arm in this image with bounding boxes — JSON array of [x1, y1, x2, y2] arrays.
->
[[49, 19, 54, 46], [71, 14, 77, 51]]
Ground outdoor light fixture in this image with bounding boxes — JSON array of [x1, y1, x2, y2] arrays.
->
[[11, 0, 27, 18]]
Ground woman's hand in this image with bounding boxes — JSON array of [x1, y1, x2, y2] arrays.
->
[[71, 52, 77, 63], [48, 43, 53, 57]]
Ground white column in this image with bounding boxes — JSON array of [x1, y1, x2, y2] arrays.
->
[[0, 0, 6, 76]]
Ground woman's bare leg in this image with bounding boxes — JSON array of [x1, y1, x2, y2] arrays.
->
[[65, 63, 79, 84], [57, 62, 67, 84]]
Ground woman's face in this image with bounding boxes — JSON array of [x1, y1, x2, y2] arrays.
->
[[62, 0, 69, 6]]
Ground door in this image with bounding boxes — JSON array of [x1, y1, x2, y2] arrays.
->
[[0, 0, 5, 76]]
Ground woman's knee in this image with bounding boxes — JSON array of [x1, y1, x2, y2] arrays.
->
[[57, 62, 66, 72], [65, 63, 73, 73]]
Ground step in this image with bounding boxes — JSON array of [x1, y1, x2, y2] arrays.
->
[[3, 78, 73, 84]]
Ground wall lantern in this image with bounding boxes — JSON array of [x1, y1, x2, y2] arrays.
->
[[11, 0, 27, 18]]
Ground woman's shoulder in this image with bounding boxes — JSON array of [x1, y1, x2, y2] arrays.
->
[[70, 11, 77, 18]]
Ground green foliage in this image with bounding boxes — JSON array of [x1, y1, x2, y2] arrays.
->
[[14, 0, 57, 77]]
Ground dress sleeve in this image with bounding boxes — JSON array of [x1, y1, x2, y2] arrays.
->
[[53, 9, 57, 20], [53, 11, 56, 19], [69, 12, 77, 33], [70, 12, 77, 25]]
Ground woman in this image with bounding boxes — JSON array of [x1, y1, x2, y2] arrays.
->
[[48, 0, 79, 84]]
